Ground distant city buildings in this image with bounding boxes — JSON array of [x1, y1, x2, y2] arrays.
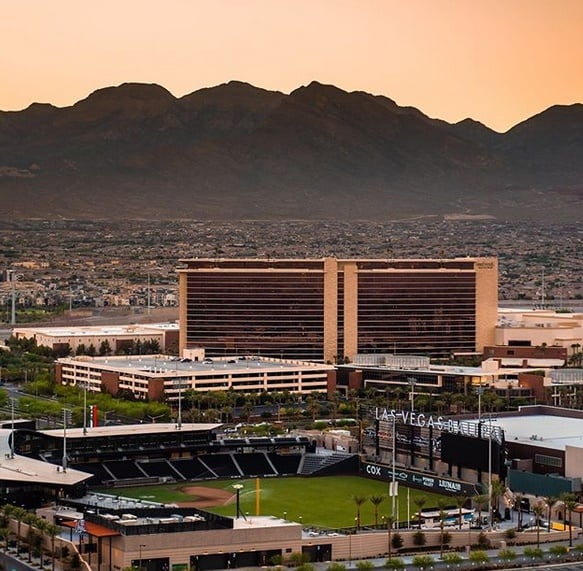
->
[[178, 257, 498, 362]]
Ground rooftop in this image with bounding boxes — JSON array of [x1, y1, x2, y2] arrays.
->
[[14, 322, 179, 337], [493, 414, 583, 452], [58, 354, 334, 376], [38, 422, 221, 440], [0, 429, 91, 486]]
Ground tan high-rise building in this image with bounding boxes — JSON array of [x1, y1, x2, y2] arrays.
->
[[178, 257, 497, 362]]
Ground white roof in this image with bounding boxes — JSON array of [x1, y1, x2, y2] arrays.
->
[[495, 414, 583, 452], [39, 422, 221, 439], [0, 429, 91, 486]]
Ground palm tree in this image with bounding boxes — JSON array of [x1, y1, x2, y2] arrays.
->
[[455, 494, 468, 530], [413, 496, 427, 529], [352, 495, 367, 529], [23, 511, 38, 563], [45, 523, 61, 571], [560, 493, 578, 547], [437, 498, 448, 558], [543, 496, 556, 533], [532, 501, 545, 549], [369, 495, 384, 527], [490, 479, 506, 523], [12, 506, 26, 552], [473, 494, 488, 528], [514, 493, 524, 530], [0, 526, 10, 552]]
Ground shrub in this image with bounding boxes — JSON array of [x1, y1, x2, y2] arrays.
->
[[295, 564, 315, 571], [270, 554, 284, 566], [549, 544, 568, 556], [326, 563, 346, 571], [441, 553, 463, 564], [523, 547, 543, 559], [384, 558, 405, 569], [289, 552, 310, 566], [411, 555, 434, 569], [499, 548, 517, 561], [356, 561, 374, 570], [469, 550, 489, 566], [476, 531, 490, 549], [391, 532, 403, 550], [504, 527, 516, 540], [412, 530, 426, 546]]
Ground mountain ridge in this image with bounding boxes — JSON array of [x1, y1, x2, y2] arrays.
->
[[0, 81, 582, 221]]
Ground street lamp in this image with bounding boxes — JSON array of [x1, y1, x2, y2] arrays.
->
[[232, 483, 244, 519], [176, 378, 182, 430], [10, 397, 15, 459]]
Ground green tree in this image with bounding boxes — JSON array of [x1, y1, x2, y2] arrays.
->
[[413, 496, 427, 529], [532, 501, 545, 549], [560, 492, 578, 547], [0, 526, 10, 552], [543, 496, 556, 533], [45, 523, 61, 571], [352, 495, 367, 529], [369, 495, 384, 527], [455, 494, 468, 530], [437, 498, 448, 558]]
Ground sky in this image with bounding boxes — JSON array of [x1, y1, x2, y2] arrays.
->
[[1, 0, 582, 133]]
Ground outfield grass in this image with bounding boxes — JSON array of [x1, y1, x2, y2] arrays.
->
[[106, 476, 445, 529]]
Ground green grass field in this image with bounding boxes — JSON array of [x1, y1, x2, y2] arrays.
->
[[106, 476, 445, 529]]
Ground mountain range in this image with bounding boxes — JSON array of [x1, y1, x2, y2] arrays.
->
[[1, 81, 582, 221]]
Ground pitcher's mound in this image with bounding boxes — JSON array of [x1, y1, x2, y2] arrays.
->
[[177, 486, 234, 508]]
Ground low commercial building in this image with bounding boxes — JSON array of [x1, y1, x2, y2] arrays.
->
[[496, 309, 583, 357], [332, 353, 538, 395], [55, 355, 334, 401], [13, 323, 180, 354]]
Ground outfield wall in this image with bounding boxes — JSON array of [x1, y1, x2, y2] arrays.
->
[[360, 460, 477, 496]]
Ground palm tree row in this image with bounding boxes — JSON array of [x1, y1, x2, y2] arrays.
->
[[1, 504, 61, 571]]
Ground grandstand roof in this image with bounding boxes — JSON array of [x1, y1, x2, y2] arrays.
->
[[0, 429, 91, 486], [38, 422, 222, 439]]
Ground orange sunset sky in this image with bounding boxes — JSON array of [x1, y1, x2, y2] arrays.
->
[[1, 0, 582, 132]]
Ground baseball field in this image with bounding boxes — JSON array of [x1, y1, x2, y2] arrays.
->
[[106, 475, 445, 529]]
